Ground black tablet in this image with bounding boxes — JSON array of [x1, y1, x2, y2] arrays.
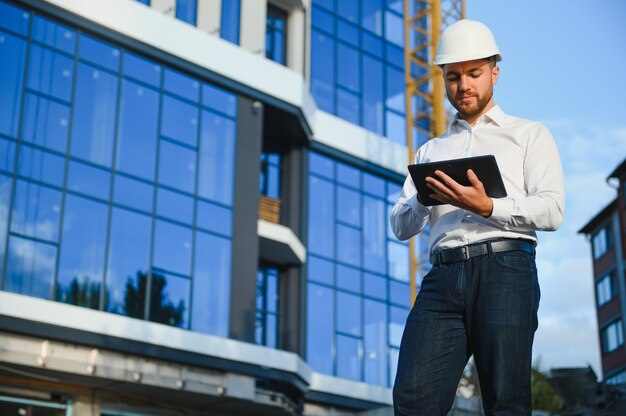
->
[[408, 155, 507, 206]]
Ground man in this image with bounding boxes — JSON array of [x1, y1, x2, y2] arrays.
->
[[390, 19, 564, 416]]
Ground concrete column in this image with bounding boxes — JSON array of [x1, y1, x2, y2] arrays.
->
[[240, 0, 267, 55], [151, 0, 176, 17], [71, 395, 100, 416], [229, 98, 264, 342], [197, 0, 222, 35], [286, 6, 305, 76]]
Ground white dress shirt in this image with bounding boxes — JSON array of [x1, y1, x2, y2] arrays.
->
[[390, 105, 565, 256]]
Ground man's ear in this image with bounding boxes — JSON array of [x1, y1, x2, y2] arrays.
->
[[492, 65, 499, 85]]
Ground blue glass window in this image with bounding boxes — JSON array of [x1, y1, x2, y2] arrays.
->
[[311, 30, 334, 113], [336, 89, 360, 126], [27, 44, 74, 102], [196, 199, 232, 237], [255, 265, 279, 348], [67, 160, 111, 200], [260, 153, 281, 198], [306, 152, 409, 387], [106, 207, 152, 317], [5, 235, 56, 300], [21, 93, 70, 153], [313, 0, 334, 12], [149, 271, 190, 328], [202, 83, 237, 117], [135, 0, 150, 5], [113, 174, 153, 213], [122, 51, 161, 87], [338, 20, 358, 46], [362, 1, 383, 35], [337, 44, 360, 93], [192, 230, 231, 337], [266, 5, 287, 65], [384, 10, 403, 46], [11, 180, 61, 242], [17, 145, 65, 187], [175, 0, 197, 25], [0, 174, 13, 276], [385, 110, 405, 146], [312, 6, 334, 34], [0, 31, 27, 138], [56, 195, 108, 309], [156, 187, 194, 225], [157, 140, 196, 194], [307, 283, 334, 374], [220, 0, 240, 45], [79, 33, 120, 72], [164, 68, 200, 102], [0, 1, 30, 37], [32, 16, 76, 54], [198, 110, 236, 204], [362, 56, 384, 135], [116, 79, 159, 180], [71, 62, 118, 166], [161, 95, 198, 147], [0, 138, 16, 173], [153, 220, 192, 276]]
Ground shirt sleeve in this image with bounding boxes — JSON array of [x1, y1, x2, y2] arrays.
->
[[390, 152, 432, 241], [488, 123, 565, 231]]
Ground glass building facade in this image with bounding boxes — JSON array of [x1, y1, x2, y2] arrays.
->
[[0, 1, 236, 337]]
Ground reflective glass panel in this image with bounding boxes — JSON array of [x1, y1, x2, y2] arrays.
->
[[362, 0, 383, 35], [113, 174, 153, 213], [220, 0, 240, 44], [0, 31, 26, 138], [21, 93, 70, 153], [192, 230, 232, 337], [71, 62, 118, 166], [389, 306, 407, 347], [308, 176, 334, 258], [67, 160, 111, 200], [196, 200, 232, 237], [309, 152, 334, 179], [336, 89, 359, 125], [198, 110, 236, 205], [337, 44, 359, 93], [364, 272, 386, 301], [0, 174, 12, 274], [161, 95, 198, 147], [153, 219, 192, 276], [116, 79, 159, 180], [56, 194, 108, 309], [311, 30, 334, 113], [337, 0, 358, 23], [5, 235, 56, 300], [336, 335, 361, 381], [364, 299, 387, 385], [122, 51, 161, 87], [337, 163, 360, 189], [362, 56, 384, 135], [11, 180, 61, 242], [337, 291, 361, 336], [175, 0, 197, 25], [362, 31, 383, 57], [337, 20, 358, 46], [0, 138, 16, 173], [32, 15, 76, 54], [337, 224, 360, 266], [0, 1, 30, 36], [313, 0, 334, 11], [149, 271, 190, 328], [385, 109, 405, 146], [363, 196, 386, 274], [106, 207, 152, 318], [78, 33, 120, 72], [336, 264, 360, 293], [312, 6, 334, 34], [388, 240, 409, 281], [307, 255, 333, 285], [156, 187, 193, 225], [202, 83, 237, 117], [337, 186, 360, 227], [386, 66, 405, 113], [307, 283, 334, 374], [363, 173, 385, 197], [384, 10, 403, 46], [157, 140, 196, 194], [390, 279, 409, 306], [17, 145, 65, 187], [164, 68, 200, 102]]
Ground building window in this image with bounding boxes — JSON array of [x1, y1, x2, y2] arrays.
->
[[602, 320, 624, 354], [306, 151, 417, 387], [175, 0, 197, 25], [606, 369, 626, 385], [266, 5, 287, 65], [592, 224, 612, 260], [596, 271, 617, 307], [0, 2, 237, 339], [135, 0, 150, 5], [260, 152, 281, 198], [255, 264, 279, 348], [310, 0, 421, 147], [221, 0, 240, 45]]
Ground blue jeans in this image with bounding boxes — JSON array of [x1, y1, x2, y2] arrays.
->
[[393, 250, 540, 416]]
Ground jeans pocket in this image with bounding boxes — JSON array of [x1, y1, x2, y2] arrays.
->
[[494, 251, 534, 272]]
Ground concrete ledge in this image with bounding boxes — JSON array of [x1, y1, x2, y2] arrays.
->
[[258, 219, 307, 265]]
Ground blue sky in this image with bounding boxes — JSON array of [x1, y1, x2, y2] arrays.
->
[[467, 0, 626, 376]]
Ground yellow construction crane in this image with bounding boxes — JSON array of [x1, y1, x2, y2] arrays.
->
[[404, 0, 465, 303]]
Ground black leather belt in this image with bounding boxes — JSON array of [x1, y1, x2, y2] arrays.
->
[[430, 239, 536, 266]]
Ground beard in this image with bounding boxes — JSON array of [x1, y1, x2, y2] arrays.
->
[[448, 85, 493, 119]]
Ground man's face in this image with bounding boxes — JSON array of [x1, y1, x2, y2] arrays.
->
[[443, 59, 499, 122]]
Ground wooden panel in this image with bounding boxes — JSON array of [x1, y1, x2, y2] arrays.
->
[[259, 195, 281, 224]]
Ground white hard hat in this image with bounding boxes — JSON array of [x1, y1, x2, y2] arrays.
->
[[434, 19, 502, 66]]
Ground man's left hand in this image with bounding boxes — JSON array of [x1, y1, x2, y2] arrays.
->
[[425, 169, 494, 217]]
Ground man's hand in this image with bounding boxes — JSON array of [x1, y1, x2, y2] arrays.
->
[[425, 169, 494, 217]]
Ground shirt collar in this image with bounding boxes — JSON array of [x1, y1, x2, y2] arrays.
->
[[449, 105, 506, 132]]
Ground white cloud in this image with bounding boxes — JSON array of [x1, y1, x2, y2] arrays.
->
[[530, 120, 626, 378]]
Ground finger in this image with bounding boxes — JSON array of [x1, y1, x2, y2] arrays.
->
[[426, 178, 454, 197], [433, 170, 460, 193], [466, 169, 482, 186]]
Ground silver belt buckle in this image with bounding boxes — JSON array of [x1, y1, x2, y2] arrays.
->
[[461, 245, 470, 261]]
